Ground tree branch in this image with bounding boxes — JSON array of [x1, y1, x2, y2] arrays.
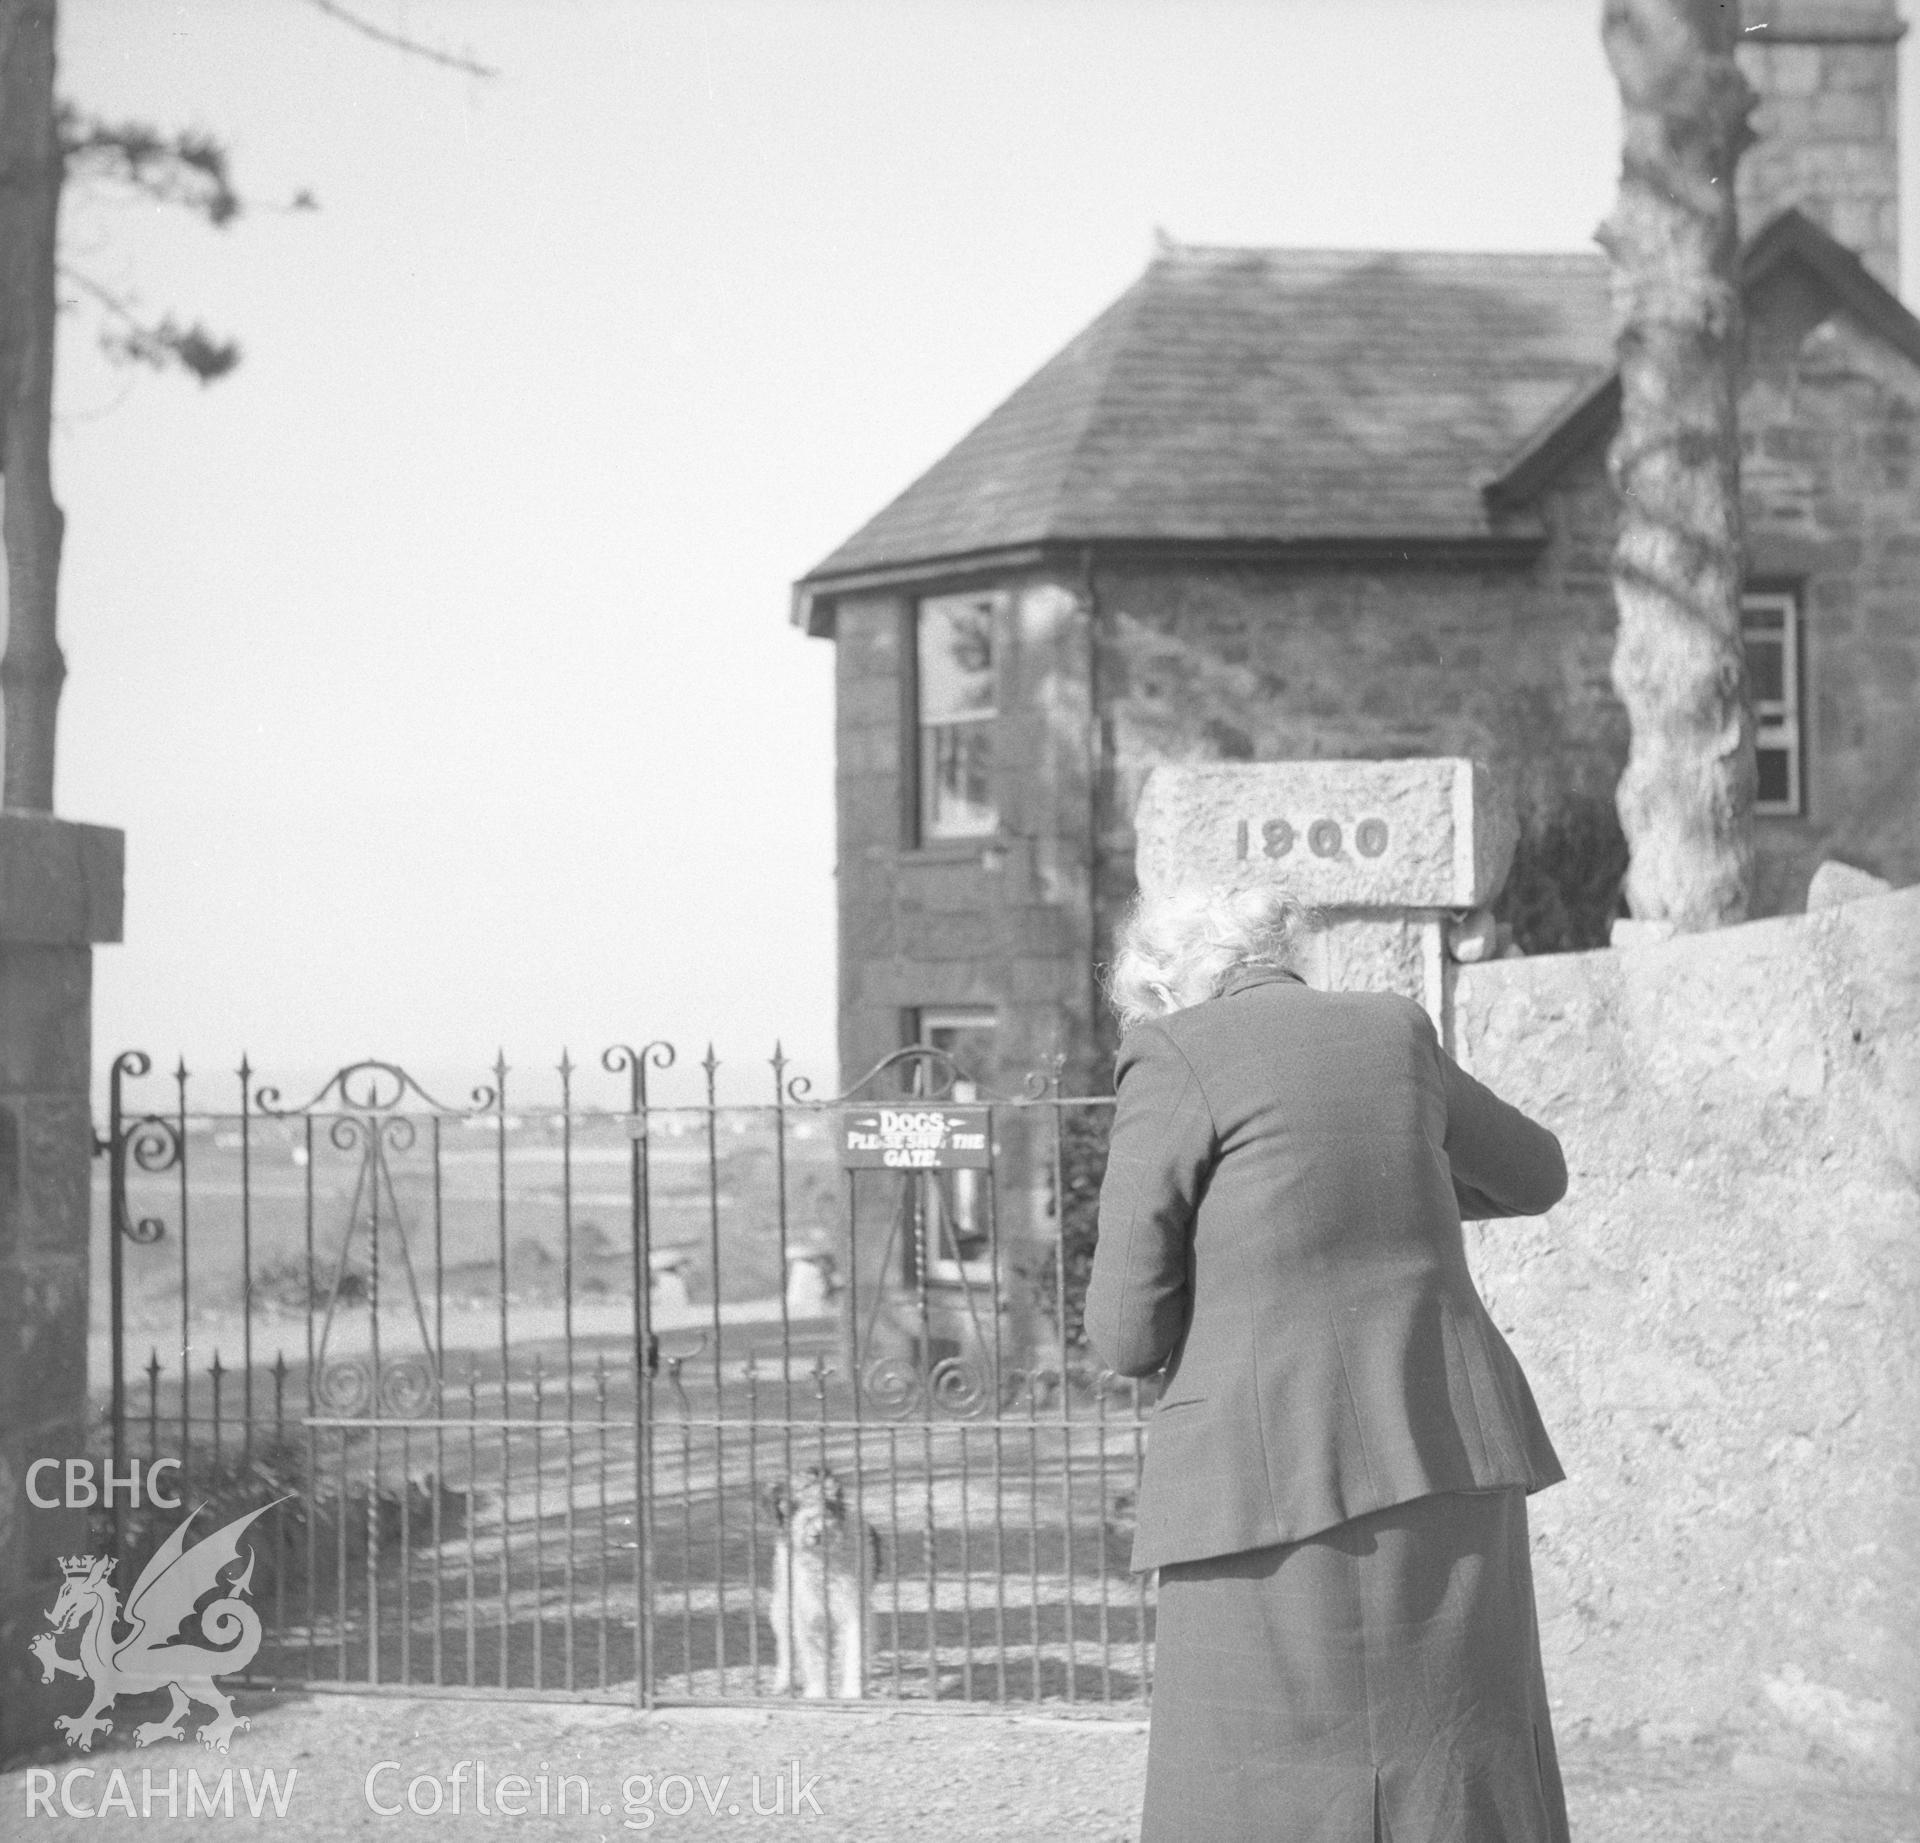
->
[[299, 0, 499, 78], [60, 265, 241, 383], [58, 107, 243, 226]]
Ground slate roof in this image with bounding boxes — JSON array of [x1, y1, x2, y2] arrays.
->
[[798, 243, 1615, 594], [796, 213, 1920, 632]]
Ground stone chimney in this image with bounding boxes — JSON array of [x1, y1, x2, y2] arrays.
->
[[1737, 0, 1904, 291]]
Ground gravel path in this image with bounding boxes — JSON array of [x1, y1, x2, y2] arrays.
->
[[5, 1688, 1914, 1840]]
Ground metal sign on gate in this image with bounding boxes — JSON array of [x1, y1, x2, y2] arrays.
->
[[838, 1104, 991, 1169]]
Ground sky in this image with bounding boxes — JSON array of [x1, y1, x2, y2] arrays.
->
[[33, 0, 1917, 1108]]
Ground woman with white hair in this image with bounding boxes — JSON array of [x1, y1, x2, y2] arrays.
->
[[1088, 880, 1570, 1843]]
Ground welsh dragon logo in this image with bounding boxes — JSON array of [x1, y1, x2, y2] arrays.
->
[[28, 1499, 284, 1753]]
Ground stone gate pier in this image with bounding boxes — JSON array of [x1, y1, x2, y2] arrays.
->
[[0, 813, 123, 1761], [1133, 756, 1920, 1787], [1133, 756, 1516, 1036]]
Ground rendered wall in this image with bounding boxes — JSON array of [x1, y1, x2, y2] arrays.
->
[[1455, 885, 1920, 1782]]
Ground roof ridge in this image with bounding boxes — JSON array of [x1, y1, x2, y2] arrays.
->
[[1151, 241, 1604, 264]]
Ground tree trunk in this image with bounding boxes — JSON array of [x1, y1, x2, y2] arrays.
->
[[0, 0, 64, 814], [1599, 0, 1755, 930]]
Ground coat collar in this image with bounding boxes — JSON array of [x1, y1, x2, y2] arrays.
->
[[1219, 965, 1306, 999]]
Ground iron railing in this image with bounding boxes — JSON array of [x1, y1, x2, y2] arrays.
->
[[95, 1043, 1152, 1707]]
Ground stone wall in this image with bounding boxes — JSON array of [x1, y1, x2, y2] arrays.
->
[[1089, 526, 1622, 908], [833, 539, 1623, 1088], [833, 577, 1099, 1093], [1085, 511, 1623, 1062], [1742, 265, 1920, 915], [1455, 884, 1920, 1782]]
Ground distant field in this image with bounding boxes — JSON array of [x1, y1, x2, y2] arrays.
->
[[92, 1101, 847, 1396]]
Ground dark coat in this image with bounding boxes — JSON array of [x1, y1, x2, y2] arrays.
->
[[1085, 966, 1568, 1573]]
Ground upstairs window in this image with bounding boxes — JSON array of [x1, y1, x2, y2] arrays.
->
[[914, 591, 1000, 842], [1742, 589, 1804, 816]]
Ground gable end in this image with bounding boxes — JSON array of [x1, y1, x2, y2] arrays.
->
[[1483, 208, 1920, 514]]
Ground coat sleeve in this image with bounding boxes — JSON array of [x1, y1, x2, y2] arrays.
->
[[1084, 1023, 1217, 1377], [1416, 1006, 1568, 1220]]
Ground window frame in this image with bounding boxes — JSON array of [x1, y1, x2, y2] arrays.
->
[[906, 1006, 996, 1285], [1741, 585, 1806, 818], [904, 589, 1003, 849]]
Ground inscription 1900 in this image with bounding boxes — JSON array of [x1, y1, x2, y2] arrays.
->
[[1233, 817, 1390, 862]]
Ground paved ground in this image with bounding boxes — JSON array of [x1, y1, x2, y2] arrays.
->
[[5, 1688, 1914, 1840]]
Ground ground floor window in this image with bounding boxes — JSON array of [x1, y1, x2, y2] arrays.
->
[[904, 1007, 995, 1275]]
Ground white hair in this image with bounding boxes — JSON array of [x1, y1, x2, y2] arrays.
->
[[1106, 881, 1317, 1031]]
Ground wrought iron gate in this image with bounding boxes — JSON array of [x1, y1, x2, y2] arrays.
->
[[97, 1043, 1154, 1706]]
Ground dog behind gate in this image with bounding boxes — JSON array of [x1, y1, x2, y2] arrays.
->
[[767, 1467, 881, 1698]]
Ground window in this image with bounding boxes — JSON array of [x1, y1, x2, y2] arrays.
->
[[1742, 589, 1804, 816], [908, 1008, 995, 1277], [913, 591, 1000, 842]]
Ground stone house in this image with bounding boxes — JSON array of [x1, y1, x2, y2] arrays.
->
[[793, 0, 1920, 1094]]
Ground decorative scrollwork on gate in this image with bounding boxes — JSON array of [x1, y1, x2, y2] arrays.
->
[[317, 1357, 375, 1415], [379, 1354, 439, 1416], [103, 1051, 179, 1248], [253, 1057, 479, 1418], [928, 1354, 992, 1417], [860, 1355, 926, 1418]]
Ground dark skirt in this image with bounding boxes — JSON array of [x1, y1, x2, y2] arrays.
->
[[1142, 1487, 1569, 1843]]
